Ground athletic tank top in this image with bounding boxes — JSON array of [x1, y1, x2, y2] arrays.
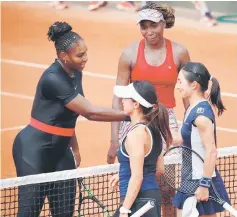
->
[[131, 39, 178, 108], [117, 123, 162, 197]]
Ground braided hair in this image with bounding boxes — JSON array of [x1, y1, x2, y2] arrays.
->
[[47, 21, 82, 53], [139, 2, 175, 28]]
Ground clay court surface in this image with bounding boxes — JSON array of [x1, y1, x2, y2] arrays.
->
[[1, 2, 237, 179]]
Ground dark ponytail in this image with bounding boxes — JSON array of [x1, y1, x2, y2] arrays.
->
[[182, 62, 226, 116], [209, 77, 226, 116], [145, 102, 173, 149]]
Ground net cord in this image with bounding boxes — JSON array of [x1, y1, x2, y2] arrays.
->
[[1, 146, 236, 189]]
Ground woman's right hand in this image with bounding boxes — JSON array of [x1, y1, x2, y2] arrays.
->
[[171, 130, 183, 146], [109, 174, 119, 192]]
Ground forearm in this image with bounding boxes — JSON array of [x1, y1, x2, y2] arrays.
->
[[110, 122, 120, 147], [203, 148, 217, 177], [110, 96, 123, 146], [122, 176, 143, 209], [88, 107, 125, 122], [171, 131, 183, 146]]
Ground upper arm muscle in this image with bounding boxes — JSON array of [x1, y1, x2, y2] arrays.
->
[[116, 48, 132, 86], [65, 94, 93, 117], [194, 116, 215, 151], [179, 46, 190, 69], [113, 47, 133, 110]]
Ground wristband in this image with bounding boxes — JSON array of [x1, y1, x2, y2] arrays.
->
[[199, 176, 212, 188], [119, 206, 132, 214]]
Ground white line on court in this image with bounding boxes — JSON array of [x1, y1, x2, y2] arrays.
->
[[2, 92, 34, 100], [1, 91, 237, 133], [1, 59, 237, 98], [1, 59, 117, 80]]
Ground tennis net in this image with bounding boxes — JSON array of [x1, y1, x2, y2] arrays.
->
[[1, 146, 237, 217]]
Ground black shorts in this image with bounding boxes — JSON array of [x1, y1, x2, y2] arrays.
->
[[113, 189, 161, 217]]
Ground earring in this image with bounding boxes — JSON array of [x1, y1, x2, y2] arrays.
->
[[64, 60, 67, 64]]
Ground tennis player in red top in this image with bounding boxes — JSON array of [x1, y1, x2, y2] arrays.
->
[[108, 3, 191, 216]]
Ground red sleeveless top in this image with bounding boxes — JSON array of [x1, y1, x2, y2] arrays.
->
[[131, 39, 178, 108]]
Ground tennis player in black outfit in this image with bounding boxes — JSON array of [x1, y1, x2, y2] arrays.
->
[[12, 21, 127, 217]]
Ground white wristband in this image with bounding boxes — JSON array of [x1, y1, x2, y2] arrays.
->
[[119, 206, 132, 214]]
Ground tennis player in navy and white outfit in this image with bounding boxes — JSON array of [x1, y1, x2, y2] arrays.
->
[[174, 62, 230, 217], [109, 80, 173, 217]]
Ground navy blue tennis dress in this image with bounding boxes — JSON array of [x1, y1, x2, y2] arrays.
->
[[113, 123, 163, 217], [173, 100, 230, 215]]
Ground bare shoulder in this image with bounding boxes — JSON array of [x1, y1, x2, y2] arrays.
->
[[170, 40, 191, 67], [123, 41, 140, 57], [120, 41, 140, 67], [127, 124, 147, 143], [170, 40, 189, 56]]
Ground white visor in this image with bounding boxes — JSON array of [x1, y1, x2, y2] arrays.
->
[[137, 9, 165, 24], [114, 83, 153, 108]]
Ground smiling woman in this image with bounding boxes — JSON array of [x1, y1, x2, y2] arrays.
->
[[108, 3, 191, 217], [173, 62, 229, 217], [11, 21, 129, 217]]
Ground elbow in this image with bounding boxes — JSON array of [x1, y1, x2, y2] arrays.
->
[[210, 149, 218, 160], [207, 147, 218, 160], [84, 113, 93, 121], [83, 107, 98, 121], [156, 166, 165, 177], [159, 167, 165, 175], [131, 174, 143, 185]]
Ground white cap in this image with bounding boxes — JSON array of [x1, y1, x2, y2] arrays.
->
[[182, 196, 199, 217], [114, 83, 153, 108], [137, 9, 165, 24]]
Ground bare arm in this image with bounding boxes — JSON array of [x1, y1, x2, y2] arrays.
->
[[172, 131, 183, 146], [194, 116, 217, 177], [108, 48, 132, 163], [122, 126, 146, 210], [156, 153, 164, 178], [42, 72, 126, 122], [65, 94, 126, 122], [179, 46, 191, 110]]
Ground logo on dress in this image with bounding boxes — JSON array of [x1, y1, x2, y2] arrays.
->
[[197, 107, 204, 114], [168, 66, 172, 69]]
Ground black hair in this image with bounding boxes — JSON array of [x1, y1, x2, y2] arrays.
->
[[133, 80, 173, 148], [182, 62, 226, 116], [139, 2, 175, 28], [47, 21, 82, 53]]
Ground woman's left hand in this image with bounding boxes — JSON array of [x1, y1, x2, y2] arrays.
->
[[195, 186, 209, 202]]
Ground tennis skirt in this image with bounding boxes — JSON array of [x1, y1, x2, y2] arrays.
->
[[173, 169, 231, 215]]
